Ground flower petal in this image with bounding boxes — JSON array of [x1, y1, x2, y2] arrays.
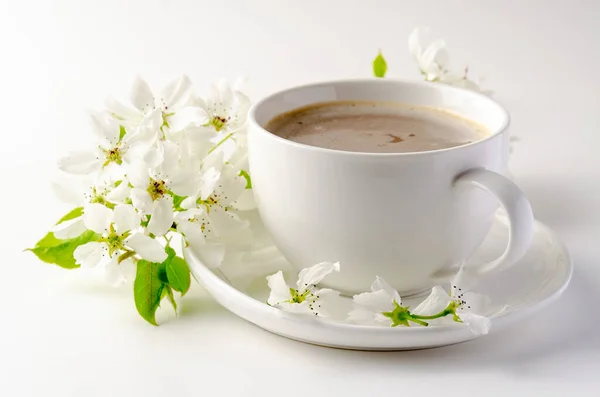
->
[[211, 80, 234, 114], [52, 217, 87, 239], [217, 170, 246, 207], [169, 174, 200, 197], [274, 301, 312, 315], [188, 240, 226, 269], [130, 188, 153, 213], [348, 307, 387, 326], [147, 196, 174, 237], [140, 108, 163, 132], [408, 26, 425, 59], [90, 111, 120, 146], [82, 203, 112, 234], [105, 97, 141, 121], [74, 242, 107, 268], [119, 257, 137, 283], [156, 139, 181, 177], [461, 292, 492, 315], [112, 204, 140, 234], [228, 91, 251, 130], [202, 150, 225, 174], [312, 288, 340, 317], [433, 48, 450, 71], [160, 75, 192, 109], [57, 151, 101, 175], [217, 138, 238, 162], [103, 256, 128, 287], [130, 76, 155, 113], [99, 162, 126, 181], [180, 196, 198, 210], [370, 276, 401, 303], [458, 312, 491, 336], [106, 181, 131, 203], [421, 39, 446, 75], [199, 167, 222, 200], [352, 288, 396, 313], [168, 107, 209, 131], [178, 219, 205, 244], [125, 161, 149, 189], [208, 207, 248, 237], [296, 261, 340, 291], [142, 145, 164, 171], [125, 233, 167, 263], [266, 271, 291, 305], [122, 141, 152, 167], [231, 189, 256, 211], [412, 285, 452, 316]]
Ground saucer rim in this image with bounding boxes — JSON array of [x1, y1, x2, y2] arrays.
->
[[185, 219, 573, 336]]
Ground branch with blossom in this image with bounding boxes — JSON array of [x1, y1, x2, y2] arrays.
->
[[28, 75, 254, 325], [267, 263, 503, 335]]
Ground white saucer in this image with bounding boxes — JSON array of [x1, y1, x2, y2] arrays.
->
[[185, 211, 572, 350]]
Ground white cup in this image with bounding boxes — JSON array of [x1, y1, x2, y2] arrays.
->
[[248, 79, 533, 296]]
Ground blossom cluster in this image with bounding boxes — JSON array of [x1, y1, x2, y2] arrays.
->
[[29, 75, 255, 324]]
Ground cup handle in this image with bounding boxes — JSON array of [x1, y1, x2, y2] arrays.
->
[[434, 168, 535, 280]]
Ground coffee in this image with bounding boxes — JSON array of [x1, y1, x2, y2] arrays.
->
[[264, 101, 489, 153]]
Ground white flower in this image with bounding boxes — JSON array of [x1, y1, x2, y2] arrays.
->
[[175, 208, 226, 269], [57, 112, 138, 178], [194, 79, 250, 133], [183, 165, 250, 231], [409, 26, 449, 82], [413, 267, 496, 335], [175, 165, 251, 268], [73, 204, 167, 285], [348, 276, 403, 326], [266, 262, 341, 317], [348, 269, 498, 333], [408, 27, 490, 95], [51, 177, 132, 239], [106, 75, 208, 132], [127, 155, 198, 237]]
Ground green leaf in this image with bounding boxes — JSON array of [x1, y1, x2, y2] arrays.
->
[[166, 254, 191, 295], [57, 207, 84, 224], [26, 230, 99, 269], [373, 51, 387, 78], [134, 259, 165, 326], [119, 125, 127, 140], [239, 170, 252, 189], [171, 193, 186, 211], [26, 207, 95, 269], [164, 286, 178, 313]]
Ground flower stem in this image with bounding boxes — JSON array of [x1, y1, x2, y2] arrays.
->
[[208, 132, 234, 154], [410, 306, 453, 320], [409, 317, 429, 326]]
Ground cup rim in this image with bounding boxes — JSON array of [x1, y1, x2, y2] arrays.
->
[[248, 78, 511, 157]]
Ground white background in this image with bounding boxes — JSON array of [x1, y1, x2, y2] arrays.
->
[[1, 0, 599, 396]]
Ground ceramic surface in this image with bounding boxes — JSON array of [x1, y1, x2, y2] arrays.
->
[[185, 212, 572, 351], [248, 79, 533, 295]]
